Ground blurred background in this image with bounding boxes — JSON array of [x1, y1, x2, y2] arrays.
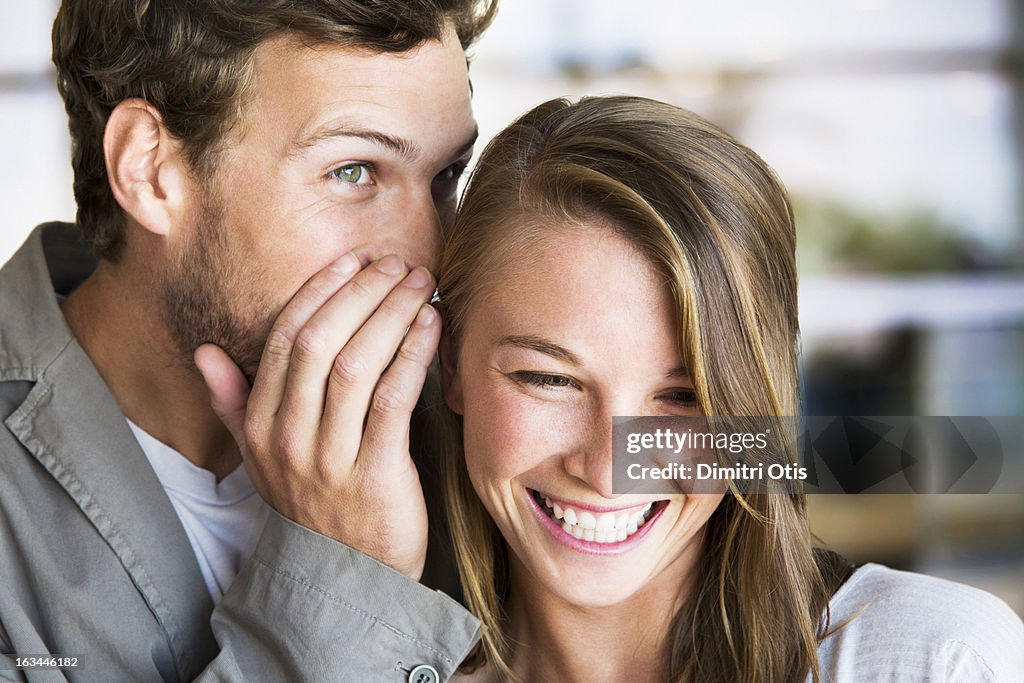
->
[[2, 1, 1022, 612]]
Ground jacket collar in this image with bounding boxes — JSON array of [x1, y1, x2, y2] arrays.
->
[[1, 223, 218, 677]]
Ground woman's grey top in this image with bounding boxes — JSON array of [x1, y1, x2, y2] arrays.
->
[[814, 563, 1024, 681]]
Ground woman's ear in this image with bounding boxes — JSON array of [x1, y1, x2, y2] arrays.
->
[[439, 331, 464, 415], [103, 98, 192, 238]]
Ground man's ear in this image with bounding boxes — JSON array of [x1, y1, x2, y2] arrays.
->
[[104, 98, 192, 238], [439, 331, 464, 415]]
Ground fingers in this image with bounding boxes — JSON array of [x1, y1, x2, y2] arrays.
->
[[349, 303, 441, 469], [247, 251, 363, 427], [276, 258, 435, 439], [314, 271, 437, 460], [195, 343, 251, 447]]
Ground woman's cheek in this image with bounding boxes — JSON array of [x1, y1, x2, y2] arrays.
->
[[463, 389, 574, 485]]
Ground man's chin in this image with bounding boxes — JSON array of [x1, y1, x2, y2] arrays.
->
[[222, 335, 266, 387], [239, 356, 261, 387], [180, 328, 266, 388]]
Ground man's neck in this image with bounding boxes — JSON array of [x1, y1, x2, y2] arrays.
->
[[60, 262, 242, 480]]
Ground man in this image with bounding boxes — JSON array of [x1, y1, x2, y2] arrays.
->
[[0, 1, 495, 680]]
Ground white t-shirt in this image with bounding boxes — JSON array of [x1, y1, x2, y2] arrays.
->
[[128, 420, 269, 602], [814, 562, 1024, 681]]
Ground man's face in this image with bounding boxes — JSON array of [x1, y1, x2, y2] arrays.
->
[[161, 25, 476, 378]]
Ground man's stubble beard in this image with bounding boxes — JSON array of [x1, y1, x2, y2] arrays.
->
[[158, 191, 272, 385]]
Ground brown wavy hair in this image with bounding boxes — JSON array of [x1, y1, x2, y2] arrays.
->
[[437, 96, 850, 682], [52, 0, 498, 261]]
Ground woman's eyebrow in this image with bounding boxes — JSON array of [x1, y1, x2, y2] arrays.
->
[[665, 366, 690, 379], [498, 335, 581, 366]]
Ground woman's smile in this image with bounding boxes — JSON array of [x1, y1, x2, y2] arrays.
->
[[526, 488, 670, 553]]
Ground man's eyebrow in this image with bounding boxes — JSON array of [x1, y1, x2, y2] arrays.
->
[[288, 124, 420, 161], [499, 335, 581, 365]]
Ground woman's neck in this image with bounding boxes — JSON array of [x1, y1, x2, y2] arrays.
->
[[503, 535, 705, 683]]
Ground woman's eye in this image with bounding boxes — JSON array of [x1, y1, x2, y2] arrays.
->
[[662, 388, 698, 406], [329, 163, 373, 185], [511, 372, 577, 390]]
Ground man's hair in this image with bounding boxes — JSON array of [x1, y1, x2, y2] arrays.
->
[[52, 0, 498, 261]]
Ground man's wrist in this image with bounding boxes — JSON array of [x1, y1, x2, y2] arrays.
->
[[231, 509, 479, 673]]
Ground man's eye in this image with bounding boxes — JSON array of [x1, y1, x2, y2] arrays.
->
[[435, 160, 468, 184], [329, 163, 373, 184]]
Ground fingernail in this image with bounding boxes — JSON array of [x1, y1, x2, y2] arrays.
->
[[375, 254, 405, 275], [415, 304, 437, 327], [333, 251, 360, 277], [403, 267, 432, 289]]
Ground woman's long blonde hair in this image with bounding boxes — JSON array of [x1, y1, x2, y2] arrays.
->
[[437, 96, 849, 682]]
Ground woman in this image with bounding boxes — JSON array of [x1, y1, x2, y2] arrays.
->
[[435, 96, 1023, 682]]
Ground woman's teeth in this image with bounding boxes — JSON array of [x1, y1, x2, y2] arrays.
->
[[540, 495, 654, 544]]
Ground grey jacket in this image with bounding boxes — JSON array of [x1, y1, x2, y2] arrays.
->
[[0, 223, 478, 682]]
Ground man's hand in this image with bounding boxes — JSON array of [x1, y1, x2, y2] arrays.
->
[[194, 252, 440, 579]]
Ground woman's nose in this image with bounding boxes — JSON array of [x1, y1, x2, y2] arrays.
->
[[563, 412, 620, 500]]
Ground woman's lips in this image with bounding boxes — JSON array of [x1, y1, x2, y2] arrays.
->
[[527, 488, 669, 555]]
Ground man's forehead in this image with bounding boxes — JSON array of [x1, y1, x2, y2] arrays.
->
[[233, 29, 473, 153], [250, 27, 469, 94]]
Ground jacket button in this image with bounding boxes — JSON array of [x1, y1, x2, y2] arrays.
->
[[408, 664, 440, 683]]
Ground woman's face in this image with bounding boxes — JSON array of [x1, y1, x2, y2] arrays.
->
[[444, 223, 725, 609]]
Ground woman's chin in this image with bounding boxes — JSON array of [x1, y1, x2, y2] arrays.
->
[[527, 559, 651, 609], [505, 533, 664, 610]]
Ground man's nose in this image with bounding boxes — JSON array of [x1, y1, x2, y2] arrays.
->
[[371, 189, 442, 275]]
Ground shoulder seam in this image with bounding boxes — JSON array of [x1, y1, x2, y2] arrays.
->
[[946, 638, 997, 681]]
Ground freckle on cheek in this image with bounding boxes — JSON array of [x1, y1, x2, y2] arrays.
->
[[466, 397, 570, 483]]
